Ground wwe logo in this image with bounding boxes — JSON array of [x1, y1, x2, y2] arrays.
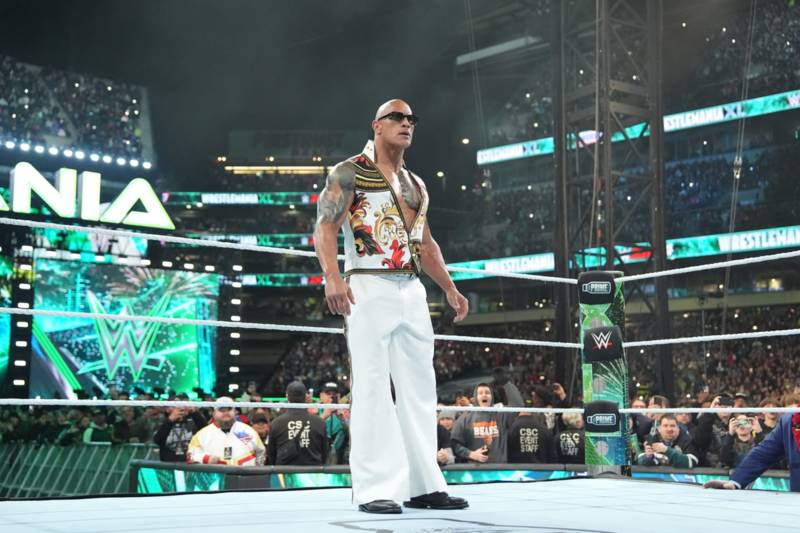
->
[[79, 291, 169, 380], [591, 330, 613, 350]]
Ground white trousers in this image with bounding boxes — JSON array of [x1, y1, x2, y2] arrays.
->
[[345, 274, 448, 505]]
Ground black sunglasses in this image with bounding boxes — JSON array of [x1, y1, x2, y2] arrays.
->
[[377, 111, 419, 126]]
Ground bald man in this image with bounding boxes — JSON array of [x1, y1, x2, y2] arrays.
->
[[314, 100, 469, 514]]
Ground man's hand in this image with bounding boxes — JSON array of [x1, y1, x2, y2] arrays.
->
[[651, 442, 668, 454], [468, 446, 489, 463], [553, 383, 567, 402], [325, 275, 356, 316], [207, 455, 222, 464], [728, 417, 737, 436], [446, 288, 469, 322], [704, 479, 737, 490], [436, 449, 449, 465], [751, 417, 763, 434]]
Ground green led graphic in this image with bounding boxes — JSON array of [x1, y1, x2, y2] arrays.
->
[[163, 191, 318, 206], [133, 467, 789, 494], [30, 259, 219, 398], [0, 256, 11, 395], [478, 87, 800, 165], [448, 224, 800, 280]]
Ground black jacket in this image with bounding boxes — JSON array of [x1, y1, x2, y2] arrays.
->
[[556, 429, 585, 464], [506, 415, 557, 464], [268, 409, 327, 466], [637, 428, 700, 468], [153, 411, 207, 462], [693, 413, 729, 467]]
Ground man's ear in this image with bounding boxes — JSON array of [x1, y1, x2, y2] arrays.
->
[[372, 120, 380, 136]]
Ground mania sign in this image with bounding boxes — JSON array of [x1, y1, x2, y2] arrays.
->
[[1, 162, 175, 230]]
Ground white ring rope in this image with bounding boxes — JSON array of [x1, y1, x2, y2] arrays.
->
[[616, 248, 800, 283], [0, 307, 578, 349], [445, 266, 577, 285], [3, 217, 797, 285], [624, 328, 800, 348], [0, 217, 574, 284], [0, 398, 796, 415], [4, 307, 800, 350]]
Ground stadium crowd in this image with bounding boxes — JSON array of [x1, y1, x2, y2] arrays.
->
[[449, 144, 799, 262], [0, 54, 145, 159]]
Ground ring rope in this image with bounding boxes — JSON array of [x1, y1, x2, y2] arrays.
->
[[616, 248, 800, 283], [0, 217, 574, 284], [0, 307, 577, 349], [0, 398, 797, 415], [4, 307, 800, 349]]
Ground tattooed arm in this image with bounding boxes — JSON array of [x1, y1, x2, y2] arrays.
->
[[420, 224, 469, 322], [314, 163, 356, 315]]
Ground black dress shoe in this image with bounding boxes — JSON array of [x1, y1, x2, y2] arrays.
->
[[358, 499, 402, 514], [403, 491, 469, 510]]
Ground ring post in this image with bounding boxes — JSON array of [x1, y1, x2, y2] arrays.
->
[[578, 271, 630, 476]]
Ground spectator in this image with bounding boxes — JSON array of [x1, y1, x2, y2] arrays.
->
[[636, 414, 699, 468], [111, 407, 137, 444], [556, 413, 585, 464], [153, 406, 207, 462], [506, 412, 557, 464], [436, 410, 456, 467], [758, 399, 781, 441], [318, 381, 349, 465], [706, 411, 800, 492], [129, 405, 162, 444], [82, 410, 112, 444], [694, 394, 734, 467], [720, 414, 762, 468], [268, 381, 327, 466], [187, 397, 265, 466], [450, 384, 514, 464]]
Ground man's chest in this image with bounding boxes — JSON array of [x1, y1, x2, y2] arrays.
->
[[384, 171, 420, 223]]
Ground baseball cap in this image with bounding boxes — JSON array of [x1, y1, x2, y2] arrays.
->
[[286, 381, 307, 402]]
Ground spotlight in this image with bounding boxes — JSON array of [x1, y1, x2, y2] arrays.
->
[[48, 146, 59, 155], [20, 143, 30, 152], [116, 157, 126, 166], [90, 153, 100, 162], [63, 149, 74, 157], [4, 141, 15, 149], [461, 138, 470, 145], [75, 151, 85, 160], [129, 159, 140, 167], [34, 145, 45, 154], [102, 155, 113, 164], [142, 162, 152, 170]]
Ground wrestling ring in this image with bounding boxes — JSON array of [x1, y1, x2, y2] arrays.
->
[[1, 216, 799, 533]]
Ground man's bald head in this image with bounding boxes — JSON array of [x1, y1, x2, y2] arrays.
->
[[374, 99, 412, 120], [372, 99, 415, 151]]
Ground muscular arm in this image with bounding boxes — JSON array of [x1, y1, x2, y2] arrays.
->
[[314, 163, 355, 277], [420, 224, 456, 293], [314, 163, 356, 315], [421, 224, 468, 322]]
